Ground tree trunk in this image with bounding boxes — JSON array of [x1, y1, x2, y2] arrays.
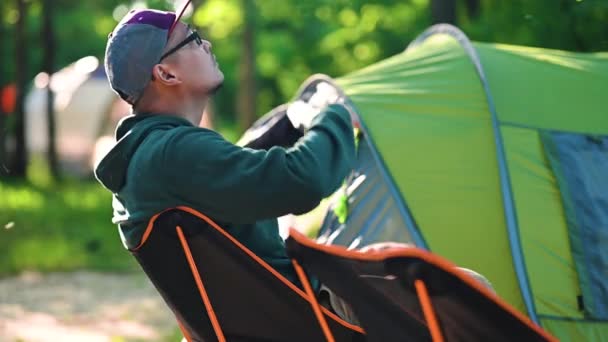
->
[[463, 0, 480, 19], [42, 0, 60, 180], [11, 0, 28, 178], [236, 0, 256, 133], [560, 0, 586, 51], [430, 0, 456, 25], [0, 13, 6, 177]]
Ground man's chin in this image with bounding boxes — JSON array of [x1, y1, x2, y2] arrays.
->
[[208, 80, 224, 95]]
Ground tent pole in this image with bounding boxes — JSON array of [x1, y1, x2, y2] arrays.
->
[[407, 24, 540, 325]]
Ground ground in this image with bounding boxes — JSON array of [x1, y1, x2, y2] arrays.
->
[[0, 271, 178, 342]]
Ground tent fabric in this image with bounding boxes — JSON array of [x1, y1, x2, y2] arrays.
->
[[478, 45, 608, 134], [403, 24, 538, 323], [336, 26, 529, 317], [286, 229, 557, 342], [541, 131, 608, 320], [501, 126, 583, 318], [316, 112, 420, 248], [316, 24, 608, 341], [541, 318, 608, 342]]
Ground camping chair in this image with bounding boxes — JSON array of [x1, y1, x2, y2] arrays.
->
[[286, 229, 558, 342], [129, 206, 365, 342]]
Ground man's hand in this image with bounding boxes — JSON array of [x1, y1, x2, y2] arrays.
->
[[286, 100, 321, 132], [286, 82, 359, 131]]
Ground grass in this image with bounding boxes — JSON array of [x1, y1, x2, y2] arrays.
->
[[0, 161, 187, 341], [0, 158, 138, 277]]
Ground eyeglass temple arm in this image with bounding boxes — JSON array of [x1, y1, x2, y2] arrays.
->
[[168, 0, 193, 38]]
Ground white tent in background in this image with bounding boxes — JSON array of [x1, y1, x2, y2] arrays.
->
[[25, 56, 130, 177]]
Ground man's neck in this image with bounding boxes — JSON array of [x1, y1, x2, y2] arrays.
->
[[180, 98, 208, 126], [135, 95, 208, 126]]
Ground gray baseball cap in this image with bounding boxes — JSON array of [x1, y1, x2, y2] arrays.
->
[[105, 6, 190, 105]]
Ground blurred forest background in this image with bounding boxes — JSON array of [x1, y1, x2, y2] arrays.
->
[[0, 0, 606, 340]]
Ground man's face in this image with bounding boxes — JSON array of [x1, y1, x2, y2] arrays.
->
[[162, 22, 224, 96]]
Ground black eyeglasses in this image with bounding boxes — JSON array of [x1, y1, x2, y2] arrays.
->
[[159, 30, 203, 62]]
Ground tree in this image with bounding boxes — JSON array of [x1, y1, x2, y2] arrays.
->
[[236, 0, 256, 132], [463, 0, 480, 19], [431, 0, 456, 24], [42, 0, 59, 180], [11, 0, 28, 178], [0, 8, 6, 177]]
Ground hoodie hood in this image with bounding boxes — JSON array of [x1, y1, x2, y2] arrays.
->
[[94, 114, 192, 193]]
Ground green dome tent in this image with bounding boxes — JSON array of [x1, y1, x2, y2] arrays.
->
[[313, 24, 607, 341], [240, 24, 607, 341]]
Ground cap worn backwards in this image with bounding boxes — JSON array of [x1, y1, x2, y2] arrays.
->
[[104, 9, 176, 105]]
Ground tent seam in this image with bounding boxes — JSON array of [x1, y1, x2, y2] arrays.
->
[[312, 74, 429, 249], [538, 314, 608, 323], [406, 23, 540, 324]]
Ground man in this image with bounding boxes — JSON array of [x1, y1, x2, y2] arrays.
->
[[95, 8, 355, 289]]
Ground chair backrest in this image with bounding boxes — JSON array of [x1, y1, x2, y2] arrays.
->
[[286, 229, 558, 342], [130, 207, 365, 342]]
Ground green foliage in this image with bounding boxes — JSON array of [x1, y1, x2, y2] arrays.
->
[[0, 159, 137, 277], [161, 327, 185, 342], [459, 0, 608, 52], [194, 0, 432, 123], [1, 0, 606, 124]]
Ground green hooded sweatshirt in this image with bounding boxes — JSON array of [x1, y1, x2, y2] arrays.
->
[[94, 104, 355, 284]]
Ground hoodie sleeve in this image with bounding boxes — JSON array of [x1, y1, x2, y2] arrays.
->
[[163, 104, 355, 223]]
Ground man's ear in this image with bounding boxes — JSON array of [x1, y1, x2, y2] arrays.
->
[[151, 64, 182, 85]]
